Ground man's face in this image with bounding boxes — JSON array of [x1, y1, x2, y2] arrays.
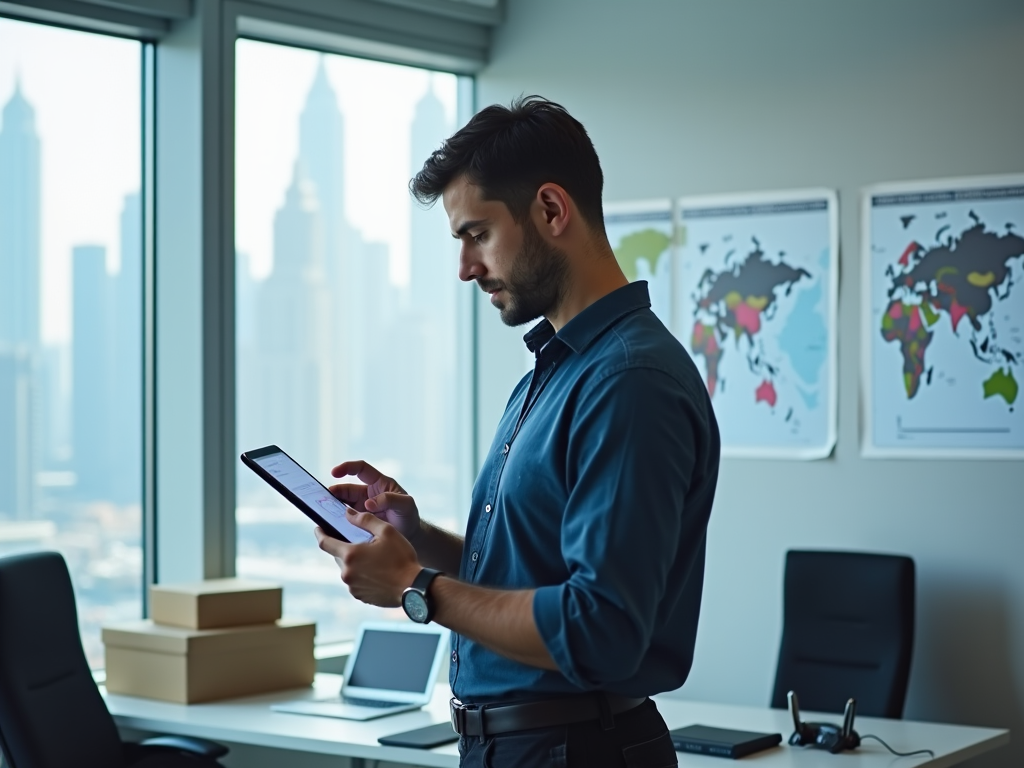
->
[[443, 176, 569, 327]]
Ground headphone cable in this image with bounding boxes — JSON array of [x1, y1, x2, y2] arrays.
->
[[861, 733, 935, 759]]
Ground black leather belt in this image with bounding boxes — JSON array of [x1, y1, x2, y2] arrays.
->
[[449, 693, 647, 738]]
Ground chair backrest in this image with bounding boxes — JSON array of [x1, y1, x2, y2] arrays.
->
[[770, 550, 915, 719], [0, 551, 125, 768]]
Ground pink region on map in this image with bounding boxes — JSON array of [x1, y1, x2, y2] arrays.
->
[[755, 379, 777, 408], [898, 241, 920, 267], [734, 302, 762, 335], [948, 299, 968, 333], [907, 305, 922, 332], [888, 303, 903, 320]]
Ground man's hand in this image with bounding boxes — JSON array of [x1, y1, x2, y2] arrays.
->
[[329, 460, 422, 543], [315, 510, 555, 671], [314, 509, 421, 607]]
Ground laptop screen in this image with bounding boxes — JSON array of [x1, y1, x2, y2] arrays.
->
[[347, 629, 442, 693]]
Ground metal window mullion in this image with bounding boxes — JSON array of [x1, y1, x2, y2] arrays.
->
[[153, 0, 235, 584], [142, 41, 158, 605]]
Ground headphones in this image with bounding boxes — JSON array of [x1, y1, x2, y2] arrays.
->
[[787, 691, 861, 754]]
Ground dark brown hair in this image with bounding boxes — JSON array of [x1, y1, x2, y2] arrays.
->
[[410, 95, 604, 230]]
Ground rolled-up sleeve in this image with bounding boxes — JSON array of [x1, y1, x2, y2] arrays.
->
[[532, 363, 699, 689]]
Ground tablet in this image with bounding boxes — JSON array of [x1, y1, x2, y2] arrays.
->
[[378, 722, 459, 749], [240, 445, 373, 543]]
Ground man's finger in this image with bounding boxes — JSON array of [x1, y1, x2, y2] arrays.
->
[[346, 507, 390, 537], [331, 460, 383, 483], [314, 526, 350, 558], [328, 483, 370, 508], [364, 491, 416, 515]]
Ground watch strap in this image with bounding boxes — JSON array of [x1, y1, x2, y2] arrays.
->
[[412, 567, 443, 595]]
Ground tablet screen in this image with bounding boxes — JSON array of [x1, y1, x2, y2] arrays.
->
[[251, 450, 373, 543]]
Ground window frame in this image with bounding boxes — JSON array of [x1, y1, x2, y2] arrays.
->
[[0, 13, 154, 656], [0, 0, 486, 631]]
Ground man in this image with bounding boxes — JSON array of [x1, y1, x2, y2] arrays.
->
[[316, 96, 720, 768]]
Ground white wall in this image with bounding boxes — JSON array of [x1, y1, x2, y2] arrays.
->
[[475, 1, 1024, 765]]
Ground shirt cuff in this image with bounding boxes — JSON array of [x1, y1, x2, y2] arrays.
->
[[533, 583, 588, 689]]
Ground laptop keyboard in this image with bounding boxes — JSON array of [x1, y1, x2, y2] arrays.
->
[[343, 696, 404, 708]]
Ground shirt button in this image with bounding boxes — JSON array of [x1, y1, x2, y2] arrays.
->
[[471, 551, 479, 562], [503, 443, 510, 454], [484, 504, 491, 513], [451, 651, 458, 663]]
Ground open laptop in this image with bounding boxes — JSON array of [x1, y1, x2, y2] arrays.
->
[[272, 621, 447, 721]]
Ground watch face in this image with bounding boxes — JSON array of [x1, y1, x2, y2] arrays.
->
[[403, 590, 429, 623]]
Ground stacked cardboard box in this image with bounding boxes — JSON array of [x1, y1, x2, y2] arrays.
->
[[103, 579, 315, 704]]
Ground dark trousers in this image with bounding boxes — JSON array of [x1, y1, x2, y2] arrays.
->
[[458, 698, 677, 768]]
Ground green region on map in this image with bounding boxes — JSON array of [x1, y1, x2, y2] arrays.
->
[[613, 228, 671, 282], [983, 368, 1018, 405]]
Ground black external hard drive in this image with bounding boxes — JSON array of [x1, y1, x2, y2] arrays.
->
[[670, 725, 782, 759]]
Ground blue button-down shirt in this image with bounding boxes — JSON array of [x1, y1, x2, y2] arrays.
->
[[451, 281, 720, 704]]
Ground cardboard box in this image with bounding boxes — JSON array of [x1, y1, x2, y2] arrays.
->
[[150, 578, 282, 629], [103, 619, 315, 703]]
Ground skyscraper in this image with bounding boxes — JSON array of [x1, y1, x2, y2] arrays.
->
[[235, 249, 263, 498], [404, 82, 457, 470], [110, 193, 142, 504], [299, 58, 348, 288], [409, 80, 456, 315], [0, 78, 42, 519], [297, 58, 355, 456], [0, 348, 34, 519], [253, 163, 331, 473], [0, 77, 41, 348], [72, 245, 114, 501]]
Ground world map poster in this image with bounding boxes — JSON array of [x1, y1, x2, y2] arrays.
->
[[863, 175, 1024, 458], [677, 190, 838, 459], [606, 200, 675, 327]]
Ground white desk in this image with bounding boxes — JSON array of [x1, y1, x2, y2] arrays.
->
[[105, 674, 1008, 768]]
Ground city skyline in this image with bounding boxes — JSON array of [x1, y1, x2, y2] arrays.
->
[[0, 17, 144, 668], [235, 48, 462, 641], [1, 20, 465, 654], [0, 18, 140, 346], [0, 75, 143, 508]]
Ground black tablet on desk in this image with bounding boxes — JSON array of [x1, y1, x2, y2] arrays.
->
[[378, 722, 460, 749], [671, 725, 782, 759]]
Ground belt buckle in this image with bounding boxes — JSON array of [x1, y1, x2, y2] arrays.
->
[[449, 698, 467, 735]]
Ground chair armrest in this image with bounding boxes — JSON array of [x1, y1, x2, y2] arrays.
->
[[139, 735, 229, 759]]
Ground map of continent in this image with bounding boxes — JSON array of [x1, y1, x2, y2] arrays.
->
[[605, 203, 674, 323], [880, 219, 1024, 407], [690, 238, 810, 404], [613, 228, 672, 282]]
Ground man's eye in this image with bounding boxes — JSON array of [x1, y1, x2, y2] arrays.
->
[[473, 232, 487, 244]]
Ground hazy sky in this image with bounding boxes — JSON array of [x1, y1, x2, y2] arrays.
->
[[0, 19, 459, 344], [0, 17, 140, 345]]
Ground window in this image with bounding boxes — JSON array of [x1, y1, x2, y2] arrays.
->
[[235, 40, 465, 641], [0, 18, 144, 667]]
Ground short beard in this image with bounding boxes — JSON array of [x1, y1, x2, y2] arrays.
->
[[489, 220, 570, 327]]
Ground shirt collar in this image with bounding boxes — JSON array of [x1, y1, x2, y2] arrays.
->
[[522, 281, 652, 356]]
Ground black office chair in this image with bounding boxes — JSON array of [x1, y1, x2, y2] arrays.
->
[[770, 550, 915, 719], [0, 551, 229, 768]]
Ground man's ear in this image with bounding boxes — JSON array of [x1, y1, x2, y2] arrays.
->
[[534, 183, 572, 238]]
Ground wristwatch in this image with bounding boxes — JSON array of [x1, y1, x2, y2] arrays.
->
[[402, 568, 443, 624]]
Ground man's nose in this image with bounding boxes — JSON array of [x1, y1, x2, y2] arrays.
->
[[458, 245, 483, 283]]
